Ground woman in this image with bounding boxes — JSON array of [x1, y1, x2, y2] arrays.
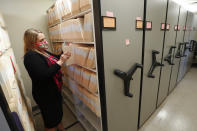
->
[[24, 28, 70, 131]]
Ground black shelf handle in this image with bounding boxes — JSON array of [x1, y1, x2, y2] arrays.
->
[[182, 42, 189, 57], [189, 40, 194, 52], [148, 50, 164, 78], [192, 40, 197, 52], [175, 44, 181, 58], [164, 46, 176, 65], [175, 43, 186, 58], [185, 42, 190, 50], [114, 63, 143, 97], [184, 42, 190, 55], [189, 40, 196, 52]]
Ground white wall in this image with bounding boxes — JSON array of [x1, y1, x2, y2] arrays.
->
[[0, 0, 55, 106]]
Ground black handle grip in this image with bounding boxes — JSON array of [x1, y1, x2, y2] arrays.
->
[[114, 63, 143, 97], [189, 40, 197, 52], [185, 42, 190, 50], [175, 43, 185, 58], [181, 42, 189, 57], [164, 46, 176, 65], [114, 70, 127, 79], [189, 40, 194, 52], [192, 40, 197, 52], [175, 44, 181, 58], [148, 50, 163, 78], [152, 50, 160, 54]]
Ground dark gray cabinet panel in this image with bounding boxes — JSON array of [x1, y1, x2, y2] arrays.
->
[[100, 0, 144, 130], [157, 0, 180, 107], [168, 7, 187, 93], [140, 0, 168, 127]]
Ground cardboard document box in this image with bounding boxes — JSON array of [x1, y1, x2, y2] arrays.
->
[[71, 0, 80, 15], [47, 8, 52, 25], [57, 24, 62, 41], [68, 79, 100, 116], [73, 66, 82, 83], [67, 65, 75, 79], [62, 0, 72, 18], [61, 63, 68, 76], [61, 20, 67, 40], [80, 0, 91, 11], [48, 27, 53, 41], [62, 76, 69, 87], [77, 84, 100, 116], [74, 46, 90, 66], [86, 47, 96, 69], [88, 73, 98, 94], [81, 68, 91, 88], [67, 20, 73, 41], [84, 13, 93, 42], [62, 43, 75, 66], [75, 18, 85, 41]]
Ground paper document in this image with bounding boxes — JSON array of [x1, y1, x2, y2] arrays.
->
[[62, 43, 74, 66]]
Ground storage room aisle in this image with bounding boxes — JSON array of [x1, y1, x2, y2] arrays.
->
[[139, 67, 197, 131], [33, 104, 85, 131]]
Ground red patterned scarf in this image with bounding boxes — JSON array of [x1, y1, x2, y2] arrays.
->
[[45, 54, 63, 91]]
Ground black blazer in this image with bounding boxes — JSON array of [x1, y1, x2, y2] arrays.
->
[[24, 50, 62, 104]]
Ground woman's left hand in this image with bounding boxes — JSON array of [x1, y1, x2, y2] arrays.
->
[[62, 52, 71, 61], [64, 51, 71, 57]]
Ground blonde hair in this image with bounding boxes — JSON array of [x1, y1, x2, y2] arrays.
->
[[24, 28, 42, 54]]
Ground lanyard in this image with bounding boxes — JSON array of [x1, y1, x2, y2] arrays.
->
[[34, 49, 57, 62]]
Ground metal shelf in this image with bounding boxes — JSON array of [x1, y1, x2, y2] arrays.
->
[[48, 9, 92, 28], [76, 102, 101, 131], [63, 97, 97, 131], [52, 41, 95, 45], [75, 64, 97, 73], [62, 87, 75, 104], [78, 116, 97, 131], [63, 75, 98, 97], [62, 86, 101, 130], [63, 97, 77, 116]]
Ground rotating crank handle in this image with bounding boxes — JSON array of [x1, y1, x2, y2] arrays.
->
[[164, 56, 174, 65], [171, 46, 176, 49], [157, 63, 164, 66], [114, 63, 143, 97], [181, 42, 189, 57], [175, 55, 181, 58], [148, 62, 163, 78], [148, 50, 163, 78], [175, 43, 184, 58], [114, 70, 127, 79], [189, 40, 195, 52], [127, 63, 143, 75], [152, 50, 160, 55], [164, 46, 176, 65]]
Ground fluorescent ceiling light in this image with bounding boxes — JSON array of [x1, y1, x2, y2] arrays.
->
[[172, 0, 197, 13]]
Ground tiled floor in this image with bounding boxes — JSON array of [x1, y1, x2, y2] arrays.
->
[[139, 67, 197, 131]]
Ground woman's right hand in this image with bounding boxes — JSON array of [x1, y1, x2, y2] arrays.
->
[[57, 52, 71, 66]]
